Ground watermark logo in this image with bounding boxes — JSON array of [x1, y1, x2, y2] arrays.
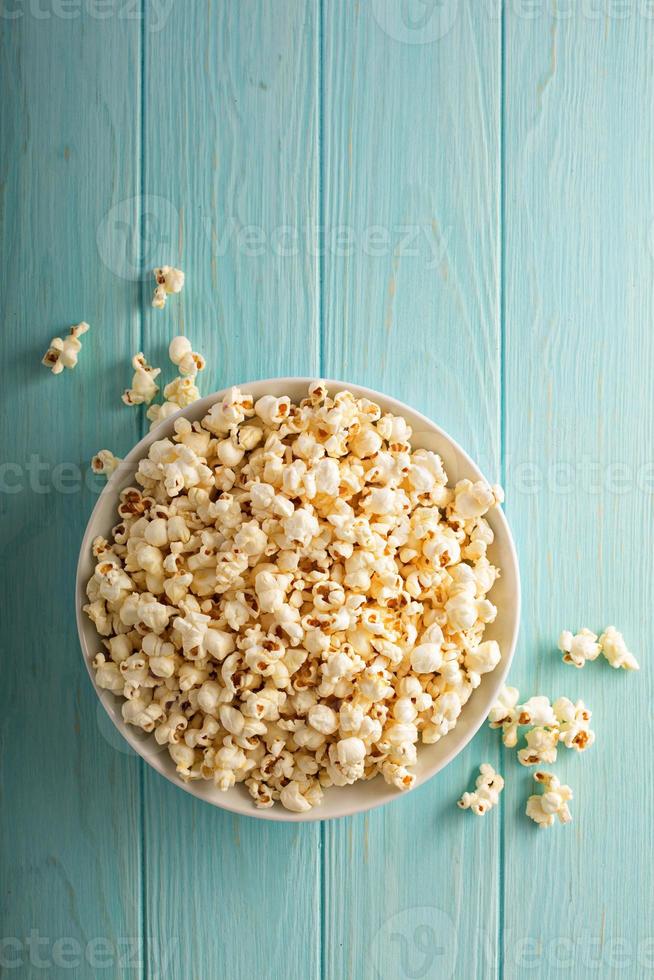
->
[[372, 0, 460, 44], [96, 194, 179, 281], [371, 906, 458, 979]]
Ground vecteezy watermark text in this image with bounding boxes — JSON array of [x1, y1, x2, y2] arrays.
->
[[0, 0, 175, 30], [0, 931, 178, 974], [372, 0, 654, 47], [3, 454, 654, 499]]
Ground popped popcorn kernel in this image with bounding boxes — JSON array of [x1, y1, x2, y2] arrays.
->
[[526, 771, 572, 828], [91, 450, 122, 477], [42, 322, 89, 374], [517, 726, 559, 767], [152, 266, 185, 308], [599, 626, 639, 671], [122, 353, 161, 406], [457, 763, 504, 815], [557, 628, 600, 669]]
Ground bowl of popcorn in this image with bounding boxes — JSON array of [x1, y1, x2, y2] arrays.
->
[[77, 379, 520, 820]]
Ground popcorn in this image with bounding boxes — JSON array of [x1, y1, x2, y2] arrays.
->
[[599, 626, 639, 671], [84, 383, 504, 812], [525, 771, 572, 828], [517, 727, 559, 766], [558, 628, 600, 669], [122, 353, 161, 406], [552, 697, 595, 752], [146, 401, 181, 429], [168, 335, 206, 377], [163, 376, 201, 408], [516, 695, 557, 728], [488, 685, 520, 747], [152, 266, 185, 309], [42, 322, 89, 374], [457, 763, 504, 815], [91, 449, 122, 477]]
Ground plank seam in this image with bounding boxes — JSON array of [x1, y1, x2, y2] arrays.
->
[[139, 3, 148, 978], [318, 1, 326, 978], [498, 1, 507, 979]]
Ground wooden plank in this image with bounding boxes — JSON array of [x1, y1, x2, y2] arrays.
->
[[502, 8, 654, 977], [321, 3, 503, 977], [0, 10, 144, 978], [140, 2, 321, 977]]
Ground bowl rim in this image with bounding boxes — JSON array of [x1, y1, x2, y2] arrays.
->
[[76, 377, 520, 822]]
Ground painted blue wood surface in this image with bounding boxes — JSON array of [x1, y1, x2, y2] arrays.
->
[[1, 1, 653, 978]]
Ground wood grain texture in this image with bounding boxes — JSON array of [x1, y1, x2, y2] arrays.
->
[[3, 2, 654, 979], [140, 3, 321, 978], [502, 7, 654, 977], [321, 3, 503, 978], [0, 10, 144, 978]]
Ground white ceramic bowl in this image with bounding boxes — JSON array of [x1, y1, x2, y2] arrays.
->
[[77, 379, 520, 821]]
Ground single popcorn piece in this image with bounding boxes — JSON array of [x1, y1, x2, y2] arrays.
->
[[152, 266, 185, 308], [163, 376, 201, 408], [168, 335, 206, 377], [599, 626, 639, 671], [91, 450, 122, 477], [146, 402, 182, 429], [42, 322, 89, 374], [552, 697, 595, 752], [457, 763, 504, 815], [83, 382, 505, 812], [488, 685, 520, 747], [122, 353, 161, 406], [516, 695, 557, 728], [517, 726, 559, 766], [558, 628, 601, 669], [526, 771, 573, 828]]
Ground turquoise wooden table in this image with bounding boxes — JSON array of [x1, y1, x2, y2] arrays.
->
[[2, 1, 654, 977]]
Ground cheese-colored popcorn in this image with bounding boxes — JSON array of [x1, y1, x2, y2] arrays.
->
[[122, 353, 161, 406], [558, 628, 600, 669], [91, 449, 122, 477], [84, 383, 504, 812], [42, 321, 89, 374], [152, 266, 185, 309], [599, 626, 639, 671], [457, 763, 504, 815], [526, 771, 573, 828]]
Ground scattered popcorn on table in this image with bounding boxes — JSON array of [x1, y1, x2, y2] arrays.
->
[[558, 628, 600, 668], [516, 695, 557, 728], [599, 626, 639, 671], [83, 383, 505, 812], [526, 771, 573, 828], [146, 401, 182, 429], [122, 353, 161, 406], [42, 322, 89, 374], [91, 450, 122, 477], [152, 266, 185, 309], [552, 697, 595, 752], [457, 763, 504, 815], [490, 685, 595, 762], [163, 376, 201, 408], [517, 726, 559, 766], [168, 335, 206, 377], [488, 685, 520, 747]]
